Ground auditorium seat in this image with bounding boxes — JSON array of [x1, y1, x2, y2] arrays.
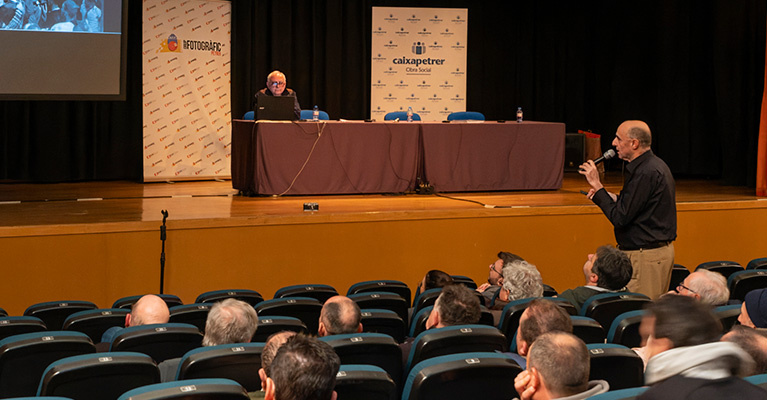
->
[[404, 324, 507, 374], [548, 297, 578, 316], [580, 292, 651, 333], [0, 308, 6, 317], [251, 316, 308, 343], [587, 343, 644, 390], [0, 331, 96, 398], [571, 316, 606, 344], [446, 111, 485, 121], [174, 343, 263, 391], [728, 270, 767, 302], [411, 288, 441, 317], [299, 109, 330, 120], [409, 306, 433, 339], [242, 111, 254, 120], [24, 301, 98, 330], [116, 378, 249, 400], [542, 284, 558, 297], [0, 316, 47, 341], [346, 279, 412, 306], [359, 309, 406, 343], [695, 260, 744, 280], [744, 373, 767, 389], [110, 323, 203, 363], [746, 257, 767, 270], [112, 295, 183, 310], [273, 284, 339, 304], [349, 292, 408, 323], [384, 111, 421, 121], [62, 308, 129, 343], [497, 297, 536, 348], [37, 352, 160, 400], [194, 289, 264, 307], [668, 264, 690, 292], [607, 310, 645, 348], [334, 364, 397, 400], [254, 297, 322, 334], [169, 304, 211, 333], [450, 275, 478, 289], [714, 304, 742, 333], [402, 352, 522, 400], [587, 387, 648, 400], [320, 333, 403, 390]]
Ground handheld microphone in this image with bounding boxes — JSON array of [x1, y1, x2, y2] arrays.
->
[[593, 149, 616, 165]]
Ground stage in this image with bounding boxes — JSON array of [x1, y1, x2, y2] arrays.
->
[[1, 173, 765, 315]]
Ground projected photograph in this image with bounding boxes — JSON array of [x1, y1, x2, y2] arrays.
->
[[0, 0, 103, 31]]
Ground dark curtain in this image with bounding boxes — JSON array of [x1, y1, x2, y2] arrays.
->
[[1, 0, 764, 185]]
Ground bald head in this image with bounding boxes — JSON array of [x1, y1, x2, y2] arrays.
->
[[128, 295, 170, 327], [318, 295, 362, 337], [620, 120, 652, 148]]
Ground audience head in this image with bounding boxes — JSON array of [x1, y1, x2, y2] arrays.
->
[[202, 298, 258, 347], [487, 251, 524, 286], [60, 0, 78, 22], [264, 334, 340, 400], [420, 269, 454, 291], [318, 295, 362, 337], [675, 269, 729, 306], [517, 298, 573, 357], [741, 288, 767, 328], [584, 245, 632, 290], [126, 294, 170, 327], [525, 332, 590, 399], [722, 325, 767, 375], [501, 260, 544, 301], [426, 284, 481, 329], [266, 70, 287, 96], [641, 295, 722, 361], [259, 331, 297, 391]]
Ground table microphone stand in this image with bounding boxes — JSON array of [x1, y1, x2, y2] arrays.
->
[[160, 210, 169, 294]]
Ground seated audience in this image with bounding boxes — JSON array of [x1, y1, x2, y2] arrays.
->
[[477, 251, 524, 306], [99, 294, 170, 349], [318, 295, 362, 337], [159, 298, 258, 381], [722, 325, 767, 375], [489, 259, 544, 314], [418, 269, 454, 293], [510, 298, 573, 369], [669, 269, 730, 306], [400, 283, 481, 365], [264, 334, 340, 400], [739, 288, 767, 329], [637, 295, 765, 399], [557, 245, 632, 311], [251, 331, 297, 400], [514, 332, 609, 399]]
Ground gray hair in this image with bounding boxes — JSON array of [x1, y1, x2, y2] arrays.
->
[[502, 260, 544, 301], [528, 332, 590, 397], [202, 298, 258, 346], [627, 125, 651, 148], [689, 269, 730, 306]]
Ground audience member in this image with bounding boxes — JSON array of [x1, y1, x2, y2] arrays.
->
[[477, 251, 524, 305], [514, 332, 609, 399], [159, 298, 258, 381], [670, 269, 730, 306], [510, 298, 573, 369], [739, 288, 767, 329], [722, 325, 767, 375], [419, 269, 454, 292], [637, 295, 764, 399], [50, 0, 76, 31], [264, 334, 340, 400], [558, 245, 633, 311], [99, 294, 170, 348], [317, 295, 362, 337], [251, 331, 297, 400], [490, 259, 543, 311], [255, 70, 301, 119]]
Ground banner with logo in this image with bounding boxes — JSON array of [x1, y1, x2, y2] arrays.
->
[[371, 7, 467, 122], [142, 0, 231, 181]]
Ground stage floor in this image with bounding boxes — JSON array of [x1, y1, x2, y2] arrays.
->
[[0, 172, 762, 236]]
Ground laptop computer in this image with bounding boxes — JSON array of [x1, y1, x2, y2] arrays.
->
[[255, 95, 297, 121]]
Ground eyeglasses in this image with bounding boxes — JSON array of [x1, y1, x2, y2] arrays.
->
[[490, 263, 502, 276], [268, 81, 285, 87], [677, 283, 696, 294]]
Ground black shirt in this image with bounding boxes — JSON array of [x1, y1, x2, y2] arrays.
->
[[592, 149, 677, 249]]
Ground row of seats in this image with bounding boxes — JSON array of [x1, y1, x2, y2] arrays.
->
[[670, 258, 767, 301], [241, 110, 487, 122]]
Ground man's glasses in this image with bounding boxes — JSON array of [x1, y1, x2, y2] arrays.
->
[[490, 263, 502, 276], [677, 283, 696, 294], [268, 81, 285, 87]]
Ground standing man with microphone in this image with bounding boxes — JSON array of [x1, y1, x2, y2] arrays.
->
[[579, 120, 676, 299]]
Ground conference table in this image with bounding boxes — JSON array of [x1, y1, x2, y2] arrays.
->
[[231, 120, 565, 196]]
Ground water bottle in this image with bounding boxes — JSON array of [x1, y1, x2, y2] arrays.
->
[[407, 106, 413, 122], [312, 105, 319, 121], [516, 107, 523, 123]]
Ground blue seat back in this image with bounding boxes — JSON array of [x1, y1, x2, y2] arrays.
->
[[176, 343, 264, 391], [195, 289, 263, 306], [335, 364, 396, 400], [587, 343, 644, 390], [116, 378, 248, 400], [359, 309, 406, 343], [446, 111, 485, 121], [384, 111, 421, 121], [112, 295, 182, 310], [405, 324, 507, 373], [110, 323, 203, 363], [349, 292, 408, 323], [62, 308, 129, 343], [299, 109, 330, 120], [728, 270, 767, 302], [0, 316, 47, 341], [255, 297, 322, 334], [587, 386, 648, 400], [273, 284, 338, 304], [169, 304, 212, 333], [347, 280, 411, 306], [320, 333, 402, 389], [243, 111, 254, 120], [607, 310, 646, 347], [23, 301, 98, 331], [747, 257, 767, 270], [252, 316, 307, 342]]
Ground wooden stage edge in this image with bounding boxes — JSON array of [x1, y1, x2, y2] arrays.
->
[[1, 173, 766, 315]]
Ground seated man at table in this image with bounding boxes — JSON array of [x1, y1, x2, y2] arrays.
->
[[255, 70, 301, 119]]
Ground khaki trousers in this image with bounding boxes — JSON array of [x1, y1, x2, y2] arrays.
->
[[624, 243, 675, 300]]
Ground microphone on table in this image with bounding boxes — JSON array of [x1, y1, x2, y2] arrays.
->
[[593, 149, 616, 165]]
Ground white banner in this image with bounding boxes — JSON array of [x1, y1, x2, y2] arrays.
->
[[371, 7, 467, 122], [142, 0, 231, 181]]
